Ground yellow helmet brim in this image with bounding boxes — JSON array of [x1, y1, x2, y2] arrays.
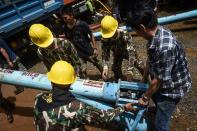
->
[[47, 72, 77, 85], [101, 27, 117, 38]]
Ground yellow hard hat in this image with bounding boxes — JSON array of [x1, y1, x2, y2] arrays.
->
[[47, 61, 76, 85], [29, 24, 53, 48], [101, 16, 118, 38]]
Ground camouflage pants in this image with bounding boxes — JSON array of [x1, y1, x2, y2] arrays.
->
[[112, 55, 124, 81], [112, 55, 144, 81], [80, 55, 103, 78]]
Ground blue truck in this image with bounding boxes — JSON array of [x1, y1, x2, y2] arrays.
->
[[0, 0, 64, 51], [0, 0, 92, 50], [0, 0, 64, 37]]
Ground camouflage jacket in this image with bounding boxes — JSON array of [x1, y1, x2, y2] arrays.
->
[[37, 38, 81, 72], [101, 29, 143, 73], [34, 90, 125, 131]]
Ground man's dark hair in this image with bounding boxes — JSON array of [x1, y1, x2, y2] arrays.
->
[[126, 3, 158, 29], [60, 6, 73, 16]]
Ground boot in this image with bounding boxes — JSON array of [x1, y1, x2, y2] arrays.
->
[[1, 98, 15, 123], [7, 111, 14, 123], [14, 86, 24, 95]]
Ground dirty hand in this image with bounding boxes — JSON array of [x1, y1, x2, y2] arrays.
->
[[93, 48, 98, 57], [138, 97, 149, 107], [8, 61, 14, 68], [102, 69, 108, 80], [124, 103, 136, 112]]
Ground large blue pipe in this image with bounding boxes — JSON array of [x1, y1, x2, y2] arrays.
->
[[93, 10, 197, 38], [0, 68, 148, 103], [0, 69, 114, 109], [0, 68, 148, 109], [158, 10, 197, 25], [0, 68, 148, 130], [0, 68, 52, 90]]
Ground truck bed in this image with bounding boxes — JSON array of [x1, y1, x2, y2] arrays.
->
[[0, 0, 63, 37]]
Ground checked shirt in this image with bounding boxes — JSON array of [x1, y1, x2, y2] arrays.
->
[[147, 26, 191, 99]]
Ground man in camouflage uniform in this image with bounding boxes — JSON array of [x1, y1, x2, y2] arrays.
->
[[101, 16, 144, 81], [29, 24, 84, 77], [34, 60, 135, 131]]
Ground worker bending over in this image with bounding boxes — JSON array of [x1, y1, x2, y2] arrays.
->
[[29, 24, 84, 77], [34, 60, 135, 130], [101, 16, 144, 82]]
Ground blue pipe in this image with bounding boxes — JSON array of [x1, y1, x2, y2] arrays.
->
[[130, 109, 146, 130], [0, 68, 52, 90], [0, 69, 148, 102], [0, 69, 148, 130], [93, 10, 197, 38], [70, 79, 119, 102], [0, 69, 113, 109], [73, 94, 114, 110], [158, 10, 197, 25]]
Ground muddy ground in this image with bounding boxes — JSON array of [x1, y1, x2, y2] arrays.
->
[[0, 12, 197, 131]]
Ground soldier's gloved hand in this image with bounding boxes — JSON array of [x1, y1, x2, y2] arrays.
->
[[102, 69, 108, 80]]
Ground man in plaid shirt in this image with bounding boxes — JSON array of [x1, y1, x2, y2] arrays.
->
[[125, 4, 191, 131]]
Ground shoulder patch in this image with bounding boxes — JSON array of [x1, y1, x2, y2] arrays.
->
[[42, 93, 53, 103]]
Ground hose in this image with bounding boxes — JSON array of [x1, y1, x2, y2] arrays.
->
[[86, 0, 94, 13], [93, 0, 111, 14]]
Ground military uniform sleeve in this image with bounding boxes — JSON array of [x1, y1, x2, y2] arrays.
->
[[101, 39, 110, 70], [123, 31, 143, 75], [76, 103, 125, 124], [34, 95, 126, 130], [34, 93, 47, 131]]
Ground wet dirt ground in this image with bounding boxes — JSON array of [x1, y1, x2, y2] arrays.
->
[[0, 14, 197, 131]]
